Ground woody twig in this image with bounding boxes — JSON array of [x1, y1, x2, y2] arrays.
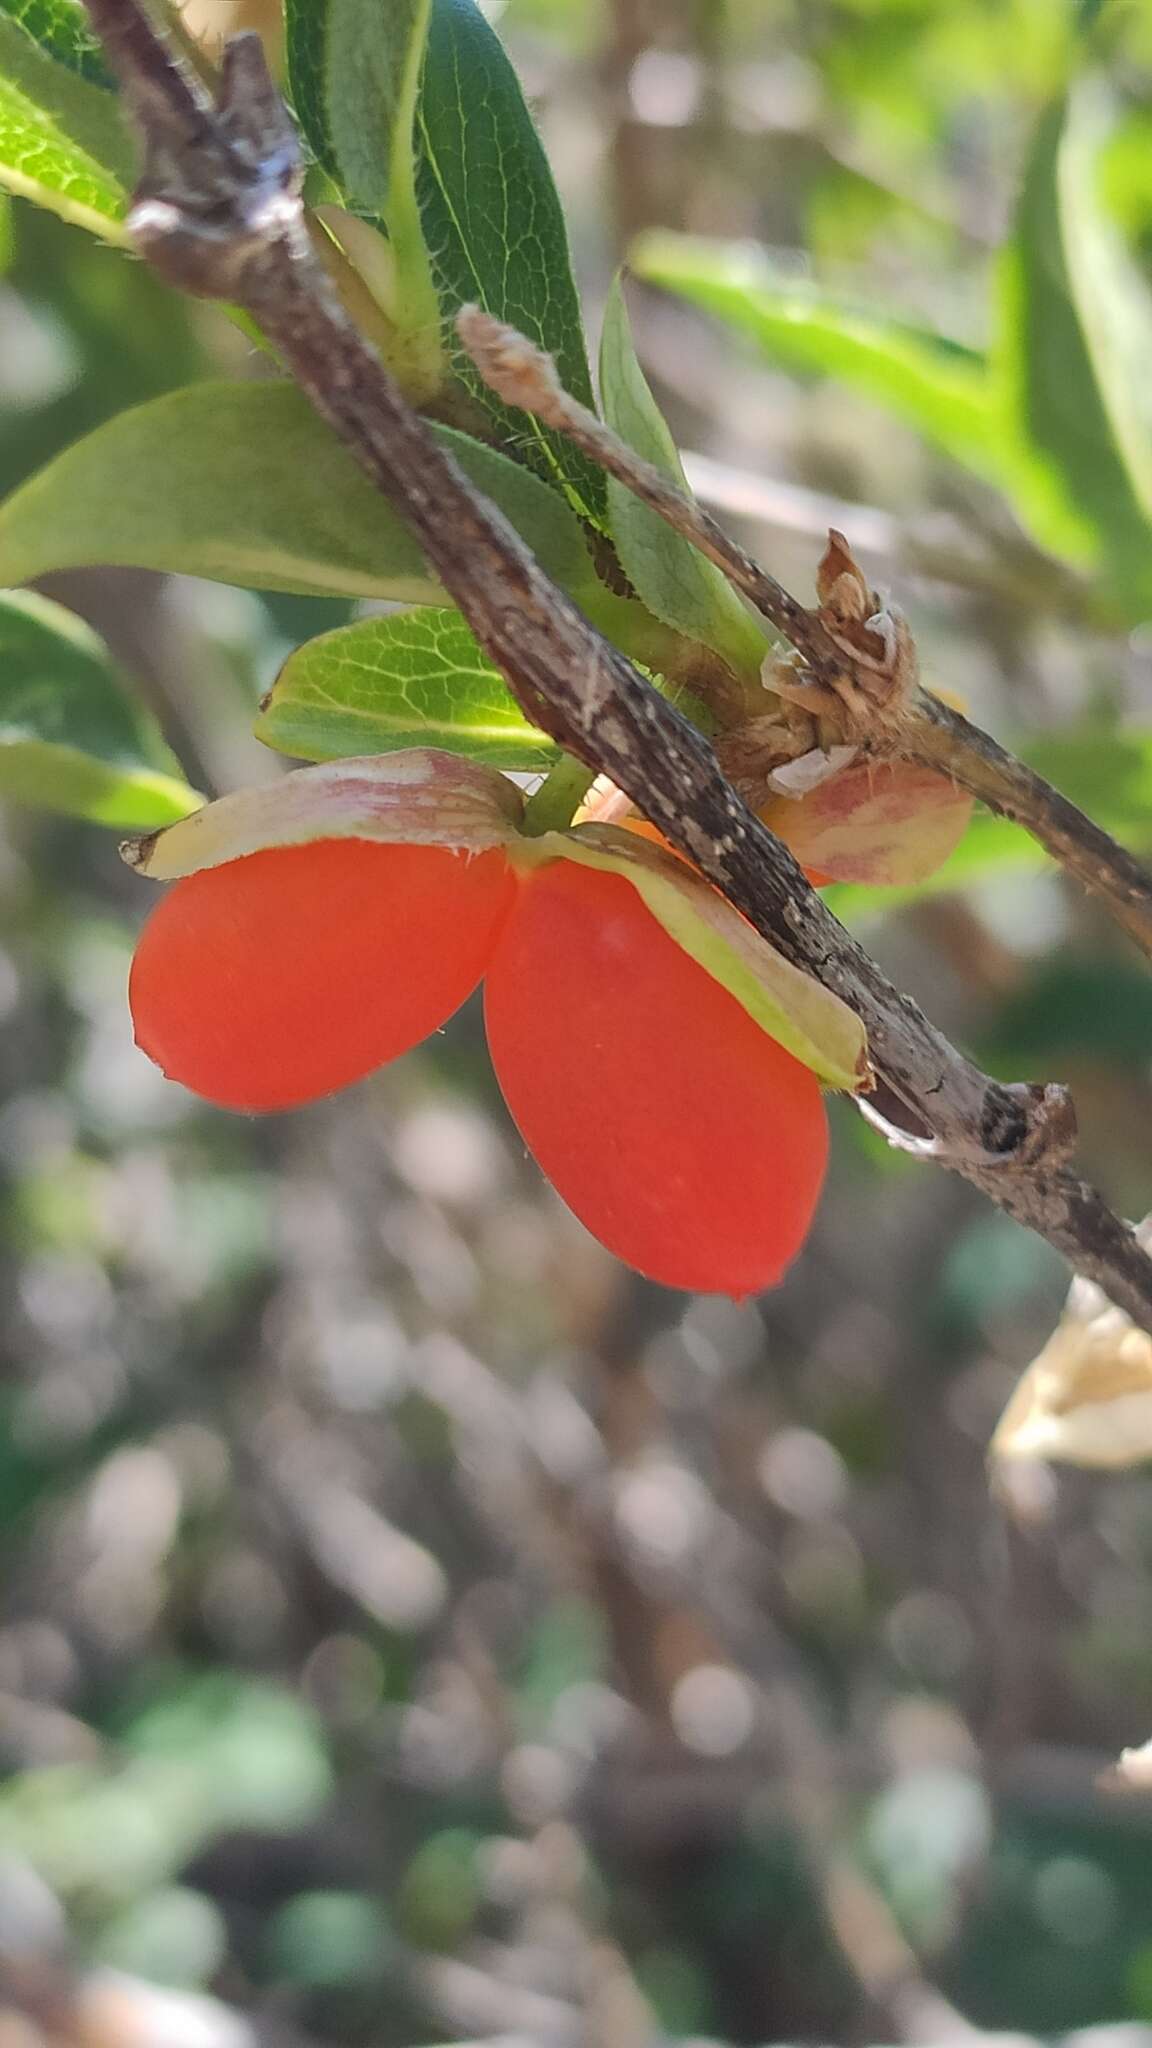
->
[[458, 307, 1152, 965]]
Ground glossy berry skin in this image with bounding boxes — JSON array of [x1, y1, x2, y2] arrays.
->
[[130, 838, 514, 1112], [484, 856, 828, 1298]]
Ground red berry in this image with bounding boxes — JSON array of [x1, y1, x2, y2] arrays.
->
[[484, 857, 828, 1296], [130, 839, 514, 1111]]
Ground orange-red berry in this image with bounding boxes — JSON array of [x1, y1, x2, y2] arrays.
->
[[484, 857, 828, 1297], [130, 838, 514, 1112], [130, 832, 829, 1293]]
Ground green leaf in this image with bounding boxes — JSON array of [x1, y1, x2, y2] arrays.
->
[[0, 381, 618, 613], [1059, 80, 1152, 532], [631, 232, 996, 477], [0, 0, 111, 85], [285, 0, 442, 393], [598, 276, 768, 680], [308, 0, 422, 213], [289, 0, 603, 507], [256, 607, 556, 769], [0, 11, 131, 237], [0, 590, 200, 827], [995, 96, 1152, 596], [285, 0, 341, 184], [330, 0, 438, 366], [415, 0, 605, 523]]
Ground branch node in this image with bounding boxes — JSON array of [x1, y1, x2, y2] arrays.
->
[[1006, 1082, 1080, 1171], [770, 530, 921, 737]]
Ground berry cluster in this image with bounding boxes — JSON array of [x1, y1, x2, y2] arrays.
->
[[126, 747, 962, 1297], [131, 824, 828, 1298]]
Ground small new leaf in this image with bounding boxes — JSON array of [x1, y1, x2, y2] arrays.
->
[[286, 0, 442, 394], [320, 0, 422, 213], [598, 276, 768, 680], [256, 608, 556, 770], [0, 590, 199, 827]]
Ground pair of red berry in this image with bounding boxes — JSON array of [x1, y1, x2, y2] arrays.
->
[[128, 758, 843, 1298], [128, 742, 968, 1296]]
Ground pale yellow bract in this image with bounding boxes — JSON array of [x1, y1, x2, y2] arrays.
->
[[993, 1219, 1152, 1468]]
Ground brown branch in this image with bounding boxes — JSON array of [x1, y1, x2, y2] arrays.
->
[[76, 4, 1152, 1329], [906, 693, 1152, 948], [458, 308, 1152, 964], [457, 305, 848, 673]]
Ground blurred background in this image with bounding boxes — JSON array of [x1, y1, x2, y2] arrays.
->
[[3, 0, 1152, 2042]]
